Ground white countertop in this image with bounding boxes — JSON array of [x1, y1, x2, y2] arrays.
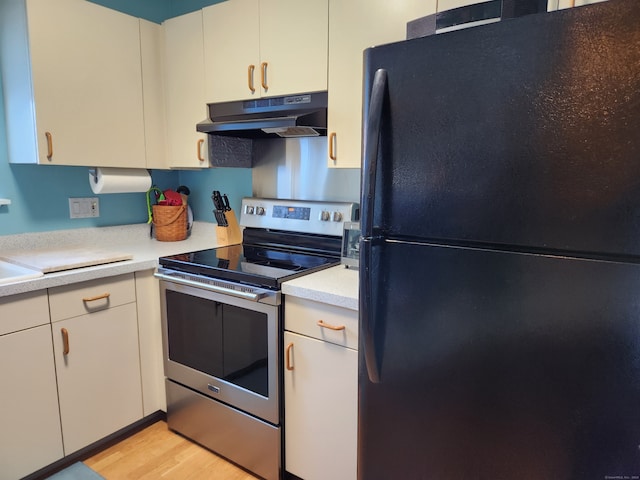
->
[[282, 264, 359, 311], [0, 222, 220, 298]]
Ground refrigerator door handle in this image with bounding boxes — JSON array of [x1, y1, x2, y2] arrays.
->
[[361, 68, 387, 238], [360, 68, 387, 384]]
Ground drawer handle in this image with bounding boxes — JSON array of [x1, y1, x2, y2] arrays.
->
[[45, 131, 53, 160], [260, 61, 268, 90], [248, 64, 256, 93], [61, 328, 70, 355], [317, 319, 345, 331], [285, 342, 294, 371], [82, 292, 110, 302]]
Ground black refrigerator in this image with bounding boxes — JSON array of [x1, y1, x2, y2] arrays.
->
[[358, 0, 640, 478]]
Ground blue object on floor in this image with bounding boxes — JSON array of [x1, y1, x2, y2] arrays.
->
[[46, 462, 105, 480]]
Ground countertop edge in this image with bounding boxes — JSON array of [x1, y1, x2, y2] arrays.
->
[[0, 222, 220, 298], [282, 265, 359, 311]]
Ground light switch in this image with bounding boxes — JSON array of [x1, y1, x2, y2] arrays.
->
[[69, 197, 100, 218]]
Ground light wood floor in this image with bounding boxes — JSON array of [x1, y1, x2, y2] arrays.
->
[[84, 421, 258, 480]]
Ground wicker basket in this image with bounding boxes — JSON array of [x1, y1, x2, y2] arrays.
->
[[152, 204, 187, 241]]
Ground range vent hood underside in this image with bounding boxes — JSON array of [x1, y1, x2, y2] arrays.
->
[[197, 91, 328, 139]]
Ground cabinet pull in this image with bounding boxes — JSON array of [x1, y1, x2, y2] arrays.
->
[[82, 292, 110, 302], [329, 132, 337, 161], [260, 61, 268, 90], [45, 131, 53, 160], [285, 342, 294, 371], [317, 319, 345, 331], [248, 64, 256, 93], [197, 138, 205, 161], [61, 328, 70, 355]]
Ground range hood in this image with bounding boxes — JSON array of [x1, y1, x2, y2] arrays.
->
[[197, 91, 327, 139]]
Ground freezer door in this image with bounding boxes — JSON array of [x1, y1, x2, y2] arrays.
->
[[359, 240, 640, 479], [362, 0, 640, 258]]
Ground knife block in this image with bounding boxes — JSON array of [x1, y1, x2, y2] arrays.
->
[[216, 210, 242, 246]]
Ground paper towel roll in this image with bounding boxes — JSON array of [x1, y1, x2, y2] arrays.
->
[[89, 168, 152, 194]]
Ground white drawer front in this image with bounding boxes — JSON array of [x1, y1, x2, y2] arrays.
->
[[49, 273, 135, 322], [285, 296, 358, 350], [0, 290, 50, 335]]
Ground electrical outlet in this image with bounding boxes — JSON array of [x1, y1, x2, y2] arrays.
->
[[69, 197, 100, 218]]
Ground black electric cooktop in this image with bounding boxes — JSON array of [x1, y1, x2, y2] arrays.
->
[[159, 244, 340, 290]]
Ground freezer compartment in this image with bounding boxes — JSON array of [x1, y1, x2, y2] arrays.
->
[[166, 380, 281, 480], [363, 0, 640, 258], [359, 239, 640, 479]]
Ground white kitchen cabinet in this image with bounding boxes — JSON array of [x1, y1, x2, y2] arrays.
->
[[163, 10, 209, 169], [203, 0, 328, 103], [327, 0, 437, 167], [49, 274, 143, 455], [284, 296, 358, 480], [140, 18, 169, 170], [0, 291, 63, 480], [0, 0, 147, 167]]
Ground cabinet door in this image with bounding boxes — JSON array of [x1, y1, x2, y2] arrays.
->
[[53, 303, 143, 454], [26, 0, 146, 166], [259, 0, 328, 98], [141, 18, 169, 169], [164, 10, 209, 168], [0, 325, 63, 479], [203, 0, 260, 103], [284, 331, 357, 480], [327, 0, 436, 167]]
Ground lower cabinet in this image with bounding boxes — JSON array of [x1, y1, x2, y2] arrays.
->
[[284, 297, 358, 480], [49, 274, 143, 455], [0, 291, 64, 479]]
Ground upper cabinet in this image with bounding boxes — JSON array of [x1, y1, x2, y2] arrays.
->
[[327, 0, 437, 168], [203, 0, 328, 103], [0, 0, 149, 167], [163, 10, 209, 169]]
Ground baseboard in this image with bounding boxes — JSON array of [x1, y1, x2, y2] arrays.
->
[[22, 410, 166, 480]]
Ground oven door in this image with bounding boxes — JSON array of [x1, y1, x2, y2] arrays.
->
[[158, 277, 280, 425]]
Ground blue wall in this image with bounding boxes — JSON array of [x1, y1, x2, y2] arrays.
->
[[0, 0, 252, 236], [88, 0, 226, 23]]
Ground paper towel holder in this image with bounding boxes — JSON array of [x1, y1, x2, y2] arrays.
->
[[88, 167, 152, 194]]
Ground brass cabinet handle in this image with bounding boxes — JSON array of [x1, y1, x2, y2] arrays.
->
[[248, 64, 256, 93], [285, 342, 294, 371], [61, 328, 70, 355], [82, 292, 110, 302], [45, 131, 53, 160], [329, 132, 337, 161], [317, 319, 345, 331], [260, 61, 268, 90], [197, 138, 205, 162]]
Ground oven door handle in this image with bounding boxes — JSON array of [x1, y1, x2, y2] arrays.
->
[[154, 271, 268, 302]]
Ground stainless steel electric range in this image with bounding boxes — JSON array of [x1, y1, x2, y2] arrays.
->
[[155, 197, 359, 480]]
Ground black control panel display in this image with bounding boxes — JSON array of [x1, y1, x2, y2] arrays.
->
[[272, 205, 311, 220]]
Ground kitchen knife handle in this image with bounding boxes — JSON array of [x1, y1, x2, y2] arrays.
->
[[61, 328, 70, 355], [45, 131, 53, 161], [197, 138, 205, 162], [329, 132, 337, 161], [82, 292, 110, 302], [248, 64, 256, 93], [261, 62, 268, 90], [317, 319, 345, 331], [285, 342, 294, 371]]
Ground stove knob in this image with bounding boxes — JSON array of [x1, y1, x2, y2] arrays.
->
[[245, 205, 255, 214], [332, 211, 343, 222], [320, 210, 331, 221], [255, 206, 266, 216]]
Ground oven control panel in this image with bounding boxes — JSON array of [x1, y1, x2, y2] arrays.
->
[[240, 198, 359, 236]]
